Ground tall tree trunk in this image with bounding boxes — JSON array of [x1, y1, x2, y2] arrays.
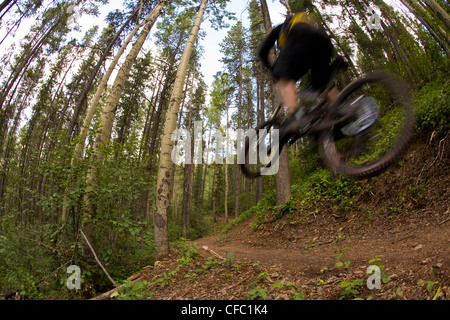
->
[[259, 0, 291, 206], [82, 1, 165, 230], [363, 0, 417, 86], [399, 0, 450, 56], [146, 61, 177, 161], [67, 5, 141, 136], [380, 20, 416, 86], [181, 150, 194, 238], [200, 128, 211, 206], [91, 2, 165, 162], [146, 30, 187, 164], [312, 3, 359, 76], [235, 64, 242, 218], [225, 99, 229, 223], [421, 0, 450, 30], [0, 18, 62, 112], [63, 4, 164, 222], [211, 164, 217, 223], [0, 89, 29, 203], [417, 2, 450, 48], [139, 67, 161, 160], [181, 73, 194, 238], [72, 14, 149, 161], [153, 0, 208, 260], [0, 0, 14, 15], [281, 0, 292, 16], [255, 65, 265, 203]]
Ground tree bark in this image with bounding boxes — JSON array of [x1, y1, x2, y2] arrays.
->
[[181, 74, 195, 238], [255, 65, 265, 203], [67, 5, 141, 136], [0, 0, 15, 17], [399, 0, 450, 56], [81, 1, 165, 227], [153, 0, 208, 260], [235, 63, 242, 218], [0, 18, 62, 112], [72, 13, 148, 160], [92, 3, 165, 161], [225, 98, 229, 223], [211, 165, 217, 223], [421, 0, 450, 30]]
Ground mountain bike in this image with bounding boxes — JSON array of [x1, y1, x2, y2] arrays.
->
[[240, 57, 415, 179]]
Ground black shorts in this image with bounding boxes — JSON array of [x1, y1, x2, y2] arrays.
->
[[272, 23, 333, 90]]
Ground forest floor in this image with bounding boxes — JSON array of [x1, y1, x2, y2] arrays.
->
[[97, 138, 450, 300]]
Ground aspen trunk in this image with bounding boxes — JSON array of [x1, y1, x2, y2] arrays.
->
[[235, 63, 242, 218], [62, 13, 147, 222], [80, 2, 165, 252], [153, 0, 208, 260], [81, 1, 165, 227], [63, 3, 165, 222], [72, 8, 153, 160], [67, 5, 140, 136], [416, 2, 450, 48], [146, 28, 187, 162], [92, 2, 165, 160], [0, 0, 15, 15]]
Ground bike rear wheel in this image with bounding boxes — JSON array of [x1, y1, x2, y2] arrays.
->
[[319, 72, 415, 179]]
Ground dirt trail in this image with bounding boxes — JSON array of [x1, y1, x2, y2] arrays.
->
[[196, 217, 450, 276], [197, 143, 450, 299], [192, 140, 450, 299], [193, 207, 449, 299], [113, 140, 450, 300]]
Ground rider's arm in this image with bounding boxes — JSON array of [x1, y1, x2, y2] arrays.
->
[[257, 24, 282, 71]]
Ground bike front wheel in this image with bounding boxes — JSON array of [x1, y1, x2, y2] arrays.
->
[[240, 119, 283, 179], [318, 72, 415, 179]]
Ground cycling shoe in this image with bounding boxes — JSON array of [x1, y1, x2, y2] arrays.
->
[[279, 107, 304, 142]]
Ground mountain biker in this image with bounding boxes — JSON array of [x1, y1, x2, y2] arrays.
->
[[257, 12, 339, 139]]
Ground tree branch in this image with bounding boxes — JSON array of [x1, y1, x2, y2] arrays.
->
[[79, 229, 121, 292]]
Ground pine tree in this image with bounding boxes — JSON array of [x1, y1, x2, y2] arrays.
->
[[219, 20, 247, 217], [259, 0, 291, 206]]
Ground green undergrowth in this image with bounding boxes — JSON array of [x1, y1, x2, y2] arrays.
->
[[221, 161, 363, 233], [414, 76, 450, 138]]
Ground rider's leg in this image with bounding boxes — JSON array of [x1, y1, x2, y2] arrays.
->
[[278, 78, 340, 115], [327, 87, 340, 102], [277, 77, 305, 141], [278, 77, 298, 114], [310, 28, 335, 103], [272, 24, 310, 114]]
